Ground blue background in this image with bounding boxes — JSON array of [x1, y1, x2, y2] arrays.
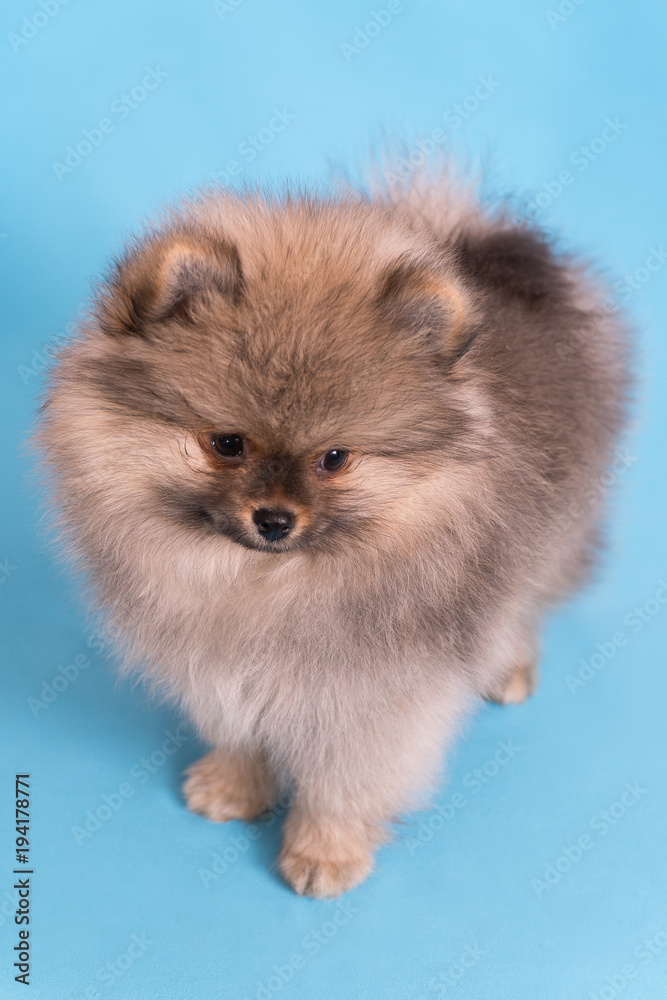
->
[[1, 1, 666, 998]]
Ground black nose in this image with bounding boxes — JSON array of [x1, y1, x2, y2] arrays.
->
[[252, 508, 295, 542]]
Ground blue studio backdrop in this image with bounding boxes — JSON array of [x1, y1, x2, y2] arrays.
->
[[1, 1, 666, 998]]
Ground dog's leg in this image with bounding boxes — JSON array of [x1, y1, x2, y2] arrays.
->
[[183, 749, 274, 822], [487, 657, 539, 705], [278, 678, 469, 897], [279, 807, 382, 898]]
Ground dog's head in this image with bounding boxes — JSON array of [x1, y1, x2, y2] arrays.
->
[[47, 195, 484, 558]]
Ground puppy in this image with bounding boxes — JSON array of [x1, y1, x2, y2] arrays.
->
[[38, 164, 632, 896]]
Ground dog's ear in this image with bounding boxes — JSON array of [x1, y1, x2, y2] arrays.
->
[[452, 227, 565, 304], [377, 257, 475, 361], [97, 235, 244, 337]]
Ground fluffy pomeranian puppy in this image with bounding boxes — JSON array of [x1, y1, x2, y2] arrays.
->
[[39, 163, 632, 896]]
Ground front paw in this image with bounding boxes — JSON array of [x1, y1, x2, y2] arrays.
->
[[183, 750, 273, 822], [487, 658, 539, 705], [279, 813, 375, 897]]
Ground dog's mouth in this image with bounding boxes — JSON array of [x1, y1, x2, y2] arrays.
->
[[203, 516, 302, 554], [157, 489, 325, 554], [234, 533, 298, 554]]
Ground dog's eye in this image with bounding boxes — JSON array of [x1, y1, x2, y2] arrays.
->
[[211, 434, 244, 458], [318, 449, 349, 473]]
